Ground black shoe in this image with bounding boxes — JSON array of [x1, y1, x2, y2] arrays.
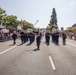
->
[[63, 44, 66, 45], [38, 48, 40, 50]]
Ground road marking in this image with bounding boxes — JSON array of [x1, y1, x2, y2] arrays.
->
[[0, 46, 16, 55], [49, 56, 56, 70], [67, 43, 76, 48]]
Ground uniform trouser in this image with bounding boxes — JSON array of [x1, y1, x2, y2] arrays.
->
[[21, 37, 24, 44], [46, 36, 50, 45], [26, 36, 28, 42], [29, 37, 32, 44], [45, 36, 47, 42], [24, 36, 26, 43], [63, 38, 66, 45], [56, 36, 59, 45], [36, 38, 41, 49], [13, 39, 16, 44], [52, 35, 55, 43], [32, 36, 35, 42]]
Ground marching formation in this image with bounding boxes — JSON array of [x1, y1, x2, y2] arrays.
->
[[12, 29, 67, 50]]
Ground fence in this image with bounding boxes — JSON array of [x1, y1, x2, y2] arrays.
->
[[0, 35, 12, 42]]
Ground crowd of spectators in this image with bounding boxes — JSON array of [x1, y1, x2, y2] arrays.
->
[[0, 32, 12, 42]]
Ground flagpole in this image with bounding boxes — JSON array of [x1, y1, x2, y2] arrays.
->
[[33, 20, 39, 27], [21, 19, 22, 29]]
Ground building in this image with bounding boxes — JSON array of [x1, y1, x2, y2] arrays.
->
[[0, 25, 5, 30]]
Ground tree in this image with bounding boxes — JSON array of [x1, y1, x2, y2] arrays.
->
[[46, 25, 51, 30], [48, 8, 58, 31], [22, 21, 33, 30], [50, 8, 57, 25], [0, 7, 7, 25], [4, 15, 19, 29], [72, 27, 76, 32], [65, 27, 72, 32], [46, 24, 58, 31], [50, 24, 58, 30]]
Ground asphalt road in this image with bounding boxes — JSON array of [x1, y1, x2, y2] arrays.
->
[[0, 37, 76, 75]]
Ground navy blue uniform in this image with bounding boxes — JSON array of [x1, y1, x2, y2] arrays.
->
[[62, 32, 66, 45], [36, 31, 42, 49], [45, 32, 50, 45], [20, 32, 25, 44]]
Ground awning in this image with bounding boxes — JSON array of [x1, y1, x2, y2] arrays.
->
[[0, 29, 9, 33]]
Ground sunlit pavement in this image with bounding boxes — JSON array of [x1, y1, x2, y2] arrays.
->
[[0, 37, 76, 75]]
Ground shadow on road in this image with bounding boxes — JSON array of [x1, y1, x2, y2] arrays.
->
[[17, 43, 24, 46], [25, 48, 40, 52], [33, 48, 40, 51], [9, 44, 15, 46], [26, 43, 31, 46]]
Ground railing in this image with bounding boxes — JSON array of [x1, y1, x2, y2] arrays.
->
[[0, 35, 12, 42]]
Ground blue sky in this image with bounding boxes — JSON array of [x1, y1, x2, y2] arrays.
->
[[0, 0, 76, 29]]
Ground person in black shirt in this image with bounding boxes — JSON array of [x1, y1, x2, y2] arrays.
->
[[36, 29, 42, 50], [20, 30, 25, 44], [45, 30, 51, 45], [12, 31, 17, 45], [62, 31, 67, 45], [55, 30, 60, 45]]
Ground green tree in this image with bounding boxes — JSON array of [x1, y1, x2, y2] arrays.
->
[[50, 8, 57, 25], [65, 27, 72, 32], [4, 15, 19, 29], [0, 7, 7, 24], [50, 24, 58, 31], [46, 25, 51, 30], [48, 8, 58, 31], [46, 24, 58, 31], [22, 21, 33, 30], [72, 27, 76, 31]]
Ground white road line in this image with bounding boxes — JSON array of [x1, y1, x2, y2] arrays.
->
[[0, 46, 16, 55], [49, 56, 56, 70], [67, 43, 76, 48]]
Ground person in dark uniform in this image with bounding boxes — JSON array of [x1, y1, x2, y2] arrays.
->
[[45, 30, 51, 45], [24, 31, 28, 43], [27, 29, 35, 45], [12, 31, 17, 45], [62, 31, 67, 45], [51, 31, 56, 44], [29, 31, 33, 44], [55, 30, 60, 45], [20, 30, 25, 44], [36, 29, 42, 50]]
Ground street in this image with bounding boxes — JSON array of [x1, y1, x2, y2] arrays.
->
[[0, 37, 76, 75]]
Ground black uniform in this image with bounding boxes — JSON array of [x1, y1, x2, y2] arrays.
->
[[12, 33, 17, 44], [62, 32, 66, 45], [20, 31, 25, 44], [36, 31, 42, 49], [55, 32, 60, 45], [45, 32, 51, 45]]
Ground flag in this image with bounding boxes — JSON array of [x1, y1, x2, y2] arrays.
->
[[20, 19, 24, 27]]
